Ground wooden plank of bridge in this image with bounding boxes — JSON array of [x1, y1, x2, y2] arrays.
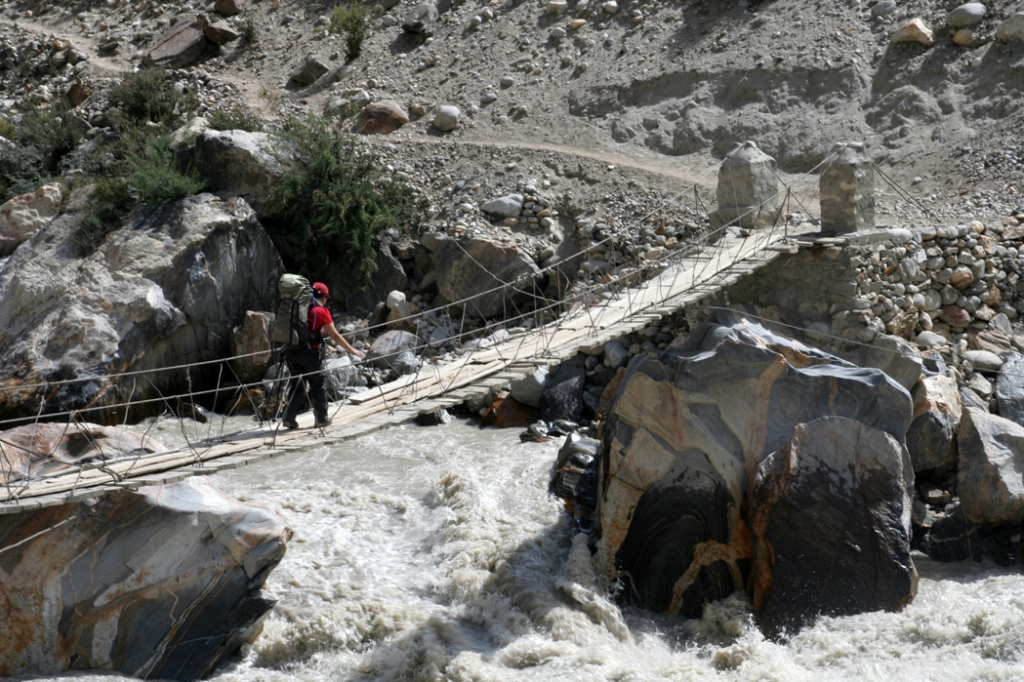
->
[[2, 232, 786, 506]]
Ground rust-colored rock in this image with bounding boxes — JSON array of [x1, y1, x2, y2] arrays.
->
[[480, 391, 538, 428], [205, 20, 240, 44], [353, 100, 409, 135], [940, 305, 971, 328], [214, 0, 250, 16]]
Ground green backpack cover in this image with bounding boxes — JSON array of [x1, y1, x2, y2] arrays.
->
[[271, 273, 312, 347]]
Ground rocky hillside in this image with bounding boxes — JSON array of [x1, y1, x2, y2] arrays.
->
[[0, 0, 1022, 234]]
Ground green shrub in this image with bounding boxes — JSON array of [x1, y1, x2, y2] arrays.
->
[[17, 101, 87, 158], [329, 4, 370, 60], [238, 18, 258, 48], [0, 145, 45, 201], [107, 69, 194, 126], [207, 106, 264, 132], [125, 133, 205, 204], [73, 177, 133, 255], [0, 118, 14, 139], [269, 115, 415, 289]]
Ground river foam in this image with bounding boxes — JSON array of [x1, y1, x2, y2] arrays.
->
[[12, 417, 1024, 682]]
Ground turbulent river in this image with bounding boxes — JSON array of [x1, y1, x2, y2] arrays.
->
[[23, 417, 1024, 682]]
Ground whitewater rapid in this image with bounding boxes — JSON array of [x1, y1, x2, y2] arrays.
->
[[19, 416, 1024, 682]]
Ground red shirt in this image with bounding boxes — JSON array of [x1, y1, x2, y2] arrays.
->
[[308, 305, 333, 348]]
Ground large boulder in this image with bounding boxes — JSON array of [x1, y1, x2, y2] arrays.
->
[[142, 15, 209, 69], [996, 14, 1024, 41], [338, 241, 408, 314], [749, 417, 916, 637], [353, 100, 409, 135], [0, 184, 62, 256], [433, 237, 542, 319], [229, 310, 274, 384], [906, 374, 962, 472], [0, 192, 283, 425], [946, 3, 986, 28], [957, 407, 1024, 526], [995, 352, 1024, 426], [366, 329, 419, 370], [0, 469, 290, 680], [214, 0, 249, 16], [539, 354, 585, 424], [187, 129, 293, 220], [287, 54, 330, 87], [596, 312, 913, 626], [402, 2, 439, 35]]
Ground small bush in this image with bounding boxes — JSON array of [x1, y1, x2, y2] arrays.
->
[[208, 106, 264, 132], [125, 133, 205, 204], [0, 145, 45, 201], [269, 115, 415, 289], [238, 18, 258, 48], [107, 69, 194, 126], [73, 177, 133, 255], [0, 118, 14, 139], [329, 4, 370, 60]]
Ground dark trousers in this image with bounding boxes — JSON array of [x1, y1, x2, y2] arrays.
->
[[282, 348, 328, 424]]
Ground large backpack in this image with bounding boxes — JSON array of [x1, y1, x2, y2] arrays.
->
[[271, 274, 313, 348]]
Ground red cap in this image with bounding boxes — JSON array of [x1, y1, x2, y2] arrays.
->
[[312, 282, 329, 298]]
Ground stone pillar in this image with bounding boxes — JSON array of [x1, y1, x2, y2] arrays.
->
[[820, 142, 875, 234], [710, 141, 780, 234]]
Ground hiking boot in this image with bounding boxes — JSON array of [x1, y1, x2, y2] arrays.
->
[[315, 418, 332, 428], [282, 420, 299, 430]]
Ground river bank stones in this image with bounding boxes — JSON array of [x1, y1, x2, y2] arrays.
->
[[596, 312, 913, 629]]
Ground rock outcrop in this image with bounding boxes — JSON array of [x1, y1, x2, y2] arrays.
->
[[596, 312, 914, 630], [749, 417, 916, 637], [433, 237, 542, 319], [0, 184, 62, 257], [142, 15, 210, 69], [186, 129, 293, 220], [906, 374, 961, 472], [0, 479, 290, 680], [0, 192, 282, 424], [957, 407, 1024, 525]]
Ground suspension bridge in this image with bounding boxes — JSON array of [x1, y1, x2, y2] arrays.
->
[[1, 144, 904, 515]]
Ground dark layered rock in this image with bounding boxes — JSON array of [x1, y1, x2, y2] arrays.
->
[[906, 375, 962, 472], [539, 354, 585, 424], [0, 192, 283, 425], [596, 312, 913, 625], [919, 503, 985, 562], [749, 417, 916, 637], [0, 479, 290, 680], [957, 407, 1024, 525], [287, 54, 330, 87], [433, 237, 541, 319], [995, 352, 1024, 427]]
